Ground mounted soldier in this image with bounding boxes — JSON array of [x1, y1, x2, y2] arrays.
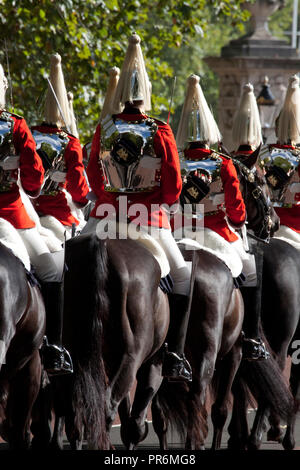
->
[[260, 75, 300, 247], [81, 32, 192, 382], [231, 82, 271, 360], [175, 75, 269, 360], [0, 62, 72, 375], [31, 53, 89, 242]]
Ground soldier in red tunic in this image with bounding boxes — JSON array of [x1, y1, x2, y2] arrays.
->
[[231, 82, 270, 360], [176, 75, 268, 360], [0, 63, 72, 374], [260, 75, 300, 236], [82, 33, 192, 382], [31, 53, 89, 239]]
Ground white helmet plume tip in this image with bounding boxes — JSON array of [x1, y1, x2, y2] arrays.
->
[[100, 66, 121, 120], [109, 66, 120, 77], [176, 73, 221, 149], [50, 53, 62, 66], [277, 74, 300, 144], [244, 83, 254, 93], [44, 52, 71, 129], [129, 33, 141, 45], [187, 74, 200, 87], [0, 64, 8, 108], [111, 32, 151, 114], [232, 82, 262, 150]]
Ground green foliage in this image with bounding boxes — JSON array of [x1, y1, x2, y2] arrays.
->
[[0, 0, 251, 141], [268, 0, 293, 42]]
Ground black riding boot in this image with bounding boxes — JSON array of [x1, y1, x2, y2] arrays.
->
[[162, 293, 192, 382], [241, 285, 270, 361], [40, 281, 73, 375]]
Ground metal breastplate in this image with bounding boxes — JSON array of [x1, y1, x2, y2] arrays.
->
[[260, 145, 300, 207], [32, 130, 69, 196], [0, 113, 19, 192], [99, 115, 160, 192], [181, 152, 224, 212]]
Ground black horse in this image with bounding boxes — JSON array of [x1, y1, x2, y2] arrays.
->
[[228, 149, 300, 450], [150, 148, 293, 450], [31, 233, 170, 450], [0, 242, 45, 449]]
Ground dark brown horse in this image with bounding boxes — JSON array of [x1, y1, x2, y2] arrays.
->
[[151, 245, 244, 450], [227, 151, 300, 450], [151, 150, 293, 450], [0, 242, 45, 449], [31, 233, 170, 450]]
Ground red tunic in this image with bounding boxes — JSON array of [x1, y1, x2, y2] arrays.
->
[[31, 125, 89, 227], [268, 143, 300, 233], [181, 147, 246, 242], [0, 111, 44, 228], [87, 111, 182, 228]]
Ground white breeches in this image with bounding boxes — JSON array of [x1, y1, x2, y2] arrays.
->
[[82, 217, 191, 296], [17, 227, 63, 282], [231, 237, 257, 287]]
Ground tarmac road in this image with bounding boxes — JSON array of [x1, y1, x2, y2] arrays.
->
[[110, 409, 300, 450]]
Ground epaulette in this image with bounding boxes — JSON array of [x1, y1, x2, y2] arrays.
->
[[152, 117, 168, 126], [8, 111, 23, 119], [213, 150, 232, 160], [65, 131, 78, 139], [0, 109, 23, 120], [57, 129, 70, 139]]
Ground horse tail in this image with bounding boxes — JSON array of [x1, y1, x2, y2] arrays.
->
[[66, 234, 110, 449], [154, 379, 190, 445], [234, 326, 295, 421]]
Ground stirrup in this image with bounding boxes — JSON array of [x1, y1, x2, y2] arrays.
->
[[242, 337, 270, 361], [162, 347, 192, 382], [40, 337, 73, 376]]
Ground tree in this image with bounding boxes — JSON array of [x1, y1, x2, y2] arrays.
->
[[0, 0, 252, 140]]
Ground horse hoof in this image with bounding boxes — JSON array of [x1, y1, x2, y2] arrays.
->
[[282, 436, 295, 451], [247, 440, 261, 451], [267, 428, 283, 443]]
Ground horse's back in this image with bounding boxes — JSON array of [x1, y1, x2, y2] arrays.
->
[[262, 238, 300, 347]]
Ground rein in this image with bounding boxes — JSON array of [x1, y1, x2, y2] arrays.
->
[[234, 159, 272, 243]]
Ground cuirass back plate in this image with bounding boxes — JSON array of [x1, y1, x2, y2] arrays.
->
[[32, 130, 69, 196], [260, 145, 300, 206], [181, 152, 224, 211], [32, 130, 69, 171], [0, 113, 15, 160], [100, 116, 160, 192]]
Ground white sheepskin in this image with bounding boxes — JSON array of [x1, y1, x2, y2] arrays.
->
[[274, 225, 300, 251], [176, 227, 243, 278], [19, 187, 63, 252], [62, 189, 87, 232], [0, 217, 31, 271], [105, 222, 170, 278]]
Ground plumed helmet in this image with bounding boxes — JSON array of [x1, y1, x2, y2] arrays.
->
[[67, 91, 79, 138], [276, 74, 300, 145], [176, 74, 221, 150], [44, 53, 71, 130], [232, 83, 262, 150], [0, 64, 8, 110], [100, 66, 120, 121], [112, 33, 151, 114]]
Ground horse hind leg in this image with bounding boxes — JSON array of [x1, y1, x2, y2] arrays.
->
[[228, 376, 249, 450], [8, 351, 42, 449], [210, 344, 242, 450], [282, 361, 300, 450], [31, 370, 53, 449], [151, 393, 169, 450], [50, 415, 66, 450], [121, 361, 163, 450], [65, 411, 84, 450]]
